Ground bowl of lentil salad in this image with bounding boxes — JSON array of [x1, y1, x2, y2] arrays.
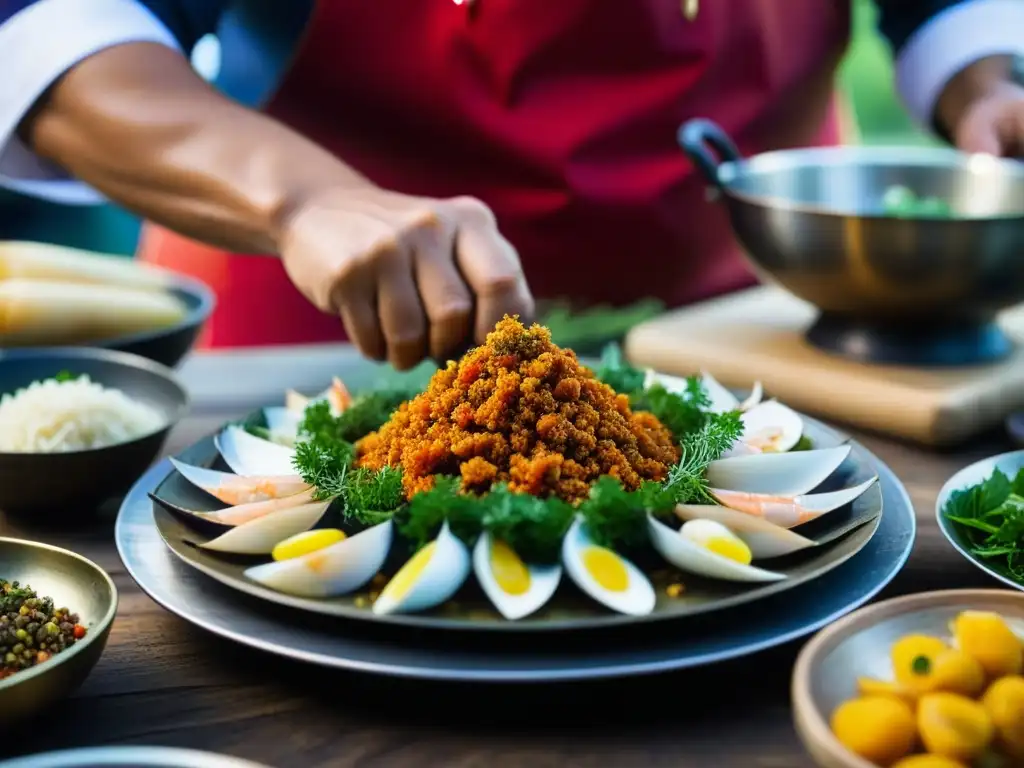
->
[[0, 537, 117, 726]]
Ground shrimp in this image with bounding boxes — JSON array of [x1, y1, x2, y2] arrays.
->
[[709, 489, 822, 528], [198, 487, 318, 526], [170, 459, 310, 505], [710, 477, 878, 529]]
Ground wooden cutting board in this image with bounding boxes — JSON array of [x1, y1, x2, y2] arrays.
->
[[624, 286, 1024, 447]]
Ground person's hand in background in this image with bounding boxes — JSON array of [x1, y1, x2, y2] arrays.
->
[[280, 189, 532, 370], [938, 55, 1024, 156]]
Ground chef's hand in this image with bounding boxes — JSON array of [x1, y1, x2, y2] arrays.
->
[[938, 55, 1024, 156], [279, 187, 535, 370]]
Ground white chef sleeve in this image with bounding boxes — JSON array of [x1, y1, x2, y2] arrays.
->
[[895, 0, 1024, 136], [0, 0, 183, 204]]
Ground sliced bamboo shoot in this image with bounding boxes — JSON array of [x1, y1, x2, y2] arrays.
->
[[0, 279, 188, 345], [0, 241, 173, 290]]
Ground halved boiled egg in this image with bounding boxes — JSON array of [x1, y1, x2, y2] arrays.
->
[[648, 516, 785, 583], [271, 528, 346, 561], [472, 531, 561, 620], [373, 522, 470, 615], [562, 518, 655, 616], [244, 520, 393, 598]]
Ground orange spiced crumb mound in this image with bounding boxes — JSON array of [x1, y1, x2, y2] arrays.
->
[[355, 316, 680, 504]]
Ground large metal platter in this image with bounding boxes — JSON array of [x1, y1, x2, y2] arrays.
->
[[151, 413, 882, 631], [116, 440, 914, 681]]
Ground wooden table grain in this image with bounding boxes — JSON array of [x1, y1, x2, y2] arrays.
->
[[0, 347, 1015, 768]]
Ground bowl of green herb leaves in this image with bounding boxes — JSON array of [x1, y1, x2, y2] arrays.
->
[[937, 450, 1024, 590]]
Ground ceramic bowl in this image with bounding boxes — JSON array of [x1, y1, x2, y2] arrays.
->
[[0, 347, 189, 519], [0, 537, 118, 727], [791, 589, 1024, 768], [936, 449, 1024, 593]]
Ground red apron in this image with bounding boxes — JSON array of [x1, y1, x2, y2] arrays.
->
[[140, 0, 850, 348]]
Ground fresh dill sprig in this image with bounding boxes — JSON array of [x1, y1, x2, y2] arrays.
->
[[292, 437, 354, 501], [342, 466, 404, 524]]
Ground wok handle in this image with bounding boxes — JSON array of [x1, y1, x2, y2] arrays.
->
[[677, 119, 742, 190]]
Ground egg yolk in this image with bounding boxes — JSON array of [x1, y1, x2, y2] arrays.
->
[[271, 529, 346, 561], [490, 540, 531, 595], [582, 547, 629, 592], [704, 535, 753, 565], [380, 541, 437, 601]]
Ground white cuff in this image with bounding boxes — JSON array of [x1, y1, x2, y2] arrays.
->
[[0, 0, 183, 205], [895, 0, 1024, 135]]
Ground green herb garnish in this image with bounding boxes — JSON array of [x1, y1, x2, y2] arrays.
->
[[299, 389, 413, 444], [53, 370, 77, 383], [943, 467, 1024, 582]]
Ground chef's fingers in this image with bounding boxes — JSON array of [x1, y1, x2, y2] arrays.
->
[[375, 245, 428, 370], [449, 196, 534, 343], [333, 266, 386, 362], [409, 213, 474, 361]]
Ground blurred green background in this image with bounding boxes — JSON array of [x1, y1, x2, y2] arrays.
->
[[0, 0, 936, 255]]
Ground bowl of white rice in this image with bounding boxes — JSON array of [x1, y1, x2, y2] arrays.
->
[[0, 347, 187, 518]]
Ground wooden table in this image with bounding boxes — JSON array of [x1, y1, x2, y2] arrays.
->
[[0, 346, 1013, 768]]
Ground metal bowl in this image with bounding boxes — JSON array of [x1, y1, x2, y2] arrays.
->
[[0, 537, 118, 727], [0, 347, 189, 519], [790, 589, 1024, 768], [679, 119, 1024, 365]]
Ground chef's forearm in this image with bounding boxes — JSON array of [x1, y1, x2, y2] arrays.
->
[[21, 41, 368, 254]]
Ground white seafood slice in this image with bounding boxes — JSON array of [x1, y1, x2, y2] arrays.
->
[[706, 445, 851, 497], [562, 518, 655, 616], [737, 380, 764, 412], [674, 504, 815, 559], [263, 406, 303, 445], [373, 522, 471, 615], [192, 488, 317, 526], [215, 425, 297, 477], [699, 370, 747, 413], [709, 477, 878, 529], [648, 515, 786, 583], [199, 499, 331, 554], [285, 389, 309, 415], [722, 400, 803, 458], [169, 457, 310, 505], [472, 531, 562, 621], [244, 520, 393, 597]]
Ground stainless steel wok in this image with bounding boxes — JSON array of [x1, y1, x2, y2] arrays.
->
[[678, 119, 1024, 365]]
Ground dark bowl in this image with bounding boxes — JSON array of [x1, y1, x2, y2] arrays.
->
[[0, 348, 189, 520], [92, 275, 215, 369], [0, 537, 118, 728]]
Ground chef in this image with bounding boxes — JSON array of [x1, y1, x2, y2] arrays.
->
[[0, 0, 1022, 369]]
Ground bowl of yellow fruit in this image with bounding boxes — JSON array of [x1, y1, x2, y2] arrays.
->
[[791, 590, 1024, 768]]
